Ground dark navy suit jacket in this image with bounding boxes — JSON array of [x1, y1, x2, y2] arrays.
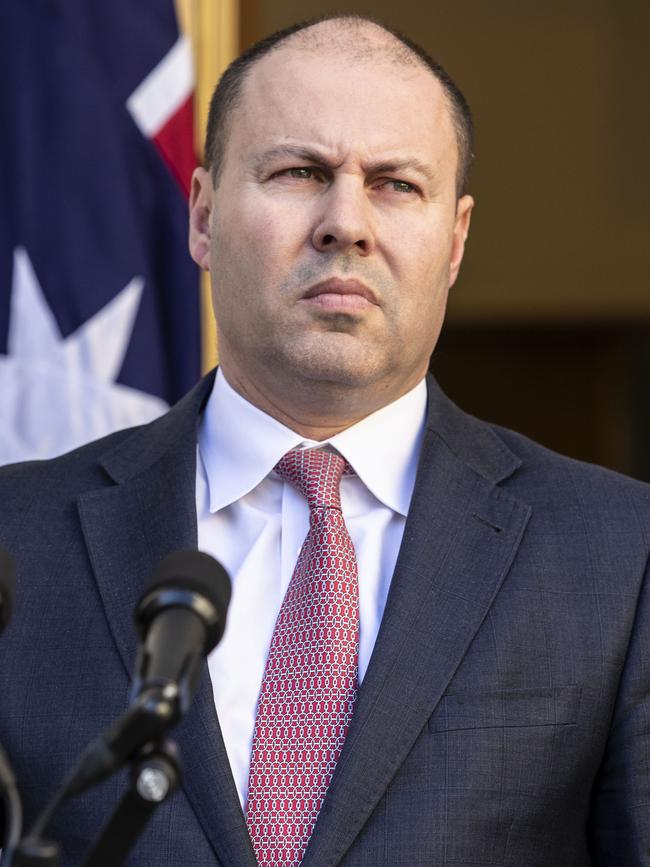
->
[[1, 372, 649, 866]]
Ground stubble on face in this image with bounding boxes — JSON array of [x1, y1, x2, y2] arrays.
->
[[197, 23, 472, 432]]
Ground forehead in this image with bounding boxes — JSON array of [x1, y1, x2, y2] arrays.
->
[[228, 42, 457, 171]]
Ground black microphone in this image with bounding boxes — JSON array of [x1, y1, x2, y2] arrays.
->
[[0, 543, 16, 633], [60, 550, 231, 798], [131, 549, 231, 712]]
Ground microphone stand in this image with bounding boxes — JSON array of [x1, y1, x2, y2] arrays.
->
[[9, 551, 230, 866], [79, 739, 180, 867], [13, 689, 182, 867], [0, 744, 23, 867]]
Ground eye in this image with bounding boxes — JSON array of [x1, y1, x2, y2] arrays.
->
[[288, 167, 315, 179], [387, 179, 417, 194], [371, 176, 421, 196], [275, 166, 325, 182]]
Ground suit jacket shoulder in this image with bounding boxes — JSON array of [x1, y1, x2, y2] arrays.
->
[[425, 374, 650, 542], [0, 371, 215, 552]]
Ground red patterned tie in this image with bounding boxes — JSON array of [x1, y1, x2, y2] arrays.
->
[[246, 448, 359, 866]]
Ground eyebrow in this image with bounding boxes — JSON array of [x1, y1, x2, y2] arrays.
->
[[251, 145, 436, 182], [368, 158, 436, 182], [252, 145, 326, 171]]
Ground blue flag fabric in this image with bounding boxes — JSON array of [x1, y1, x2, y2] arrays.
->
[[0, 0, 201, 463]]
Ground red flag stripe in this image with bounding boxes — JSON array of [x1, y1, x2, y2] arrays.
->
[[152, 94, 196, 198], [127, 34, 196, 196]]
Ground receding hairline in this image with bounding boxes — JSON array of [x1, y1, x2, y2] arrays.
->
[[232, 35, 459, 180], [262, 17, 429, 69], [204, 13, 475, 196]]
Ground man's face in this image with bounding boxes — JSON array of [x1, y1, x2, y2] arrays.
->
[[190, 40, 473, 414]]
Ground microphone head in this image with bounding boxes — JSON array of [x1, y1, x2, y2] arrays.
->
[[136, 550, 231, 653], [0, 544, 16, 633]]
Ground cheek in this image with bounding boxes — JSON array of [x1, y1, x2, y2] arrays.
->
[[417, 277, 450, 337], [396, 255, 451, 349], [384, 209, 454, 271], [217, 203, 306, 282], [414, 238, 456, 317]]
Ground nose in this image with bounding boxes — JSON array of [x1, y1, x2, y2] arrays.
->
[[311, 177, 375, 255]]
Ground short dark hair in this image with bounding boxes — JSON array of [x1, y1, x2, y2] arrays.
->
[[203, 14, 475, 197]]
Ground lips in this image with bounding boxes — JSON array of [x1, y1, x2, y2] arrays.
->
[[302, 278, 379, 307]]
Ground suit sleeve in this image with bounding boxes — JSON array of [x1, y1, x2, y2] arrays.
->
[[588, 550, 650, 864]]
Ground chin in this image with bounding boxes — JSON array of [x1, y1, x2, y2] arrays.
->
[[261, 329, 400, 391], [302, 367, 376, 389], [284, 349, 384, 391]]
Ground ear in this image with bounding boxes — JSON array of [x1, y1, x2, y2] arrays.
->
[[188, 167, 214, 271], [448, 194, 474, 289]]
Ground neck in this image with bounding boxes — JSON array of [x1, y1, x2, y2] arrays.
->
[[219, 361, 420, 441]]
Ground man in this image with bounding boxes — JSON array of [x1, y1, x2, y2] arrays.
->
[[1, 14, 649, 867]]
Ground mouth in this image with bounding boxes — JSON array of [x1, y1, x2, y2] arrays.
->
[[301, 278, 379, 312]]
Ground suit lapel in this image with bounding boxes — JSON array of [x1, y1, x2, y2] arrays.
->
[[78, 373, 257, 867], [302, 379, 532, 867]]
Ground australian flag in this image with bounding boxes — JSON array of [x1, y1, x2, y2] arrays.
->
[[0, 0, 202, 464]]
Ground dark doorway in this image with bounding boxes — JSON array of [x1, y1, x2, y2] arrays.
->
[[431, 325, 650, 482]]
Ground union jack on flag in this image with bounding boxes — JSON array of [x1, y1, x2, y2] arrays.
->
[[0, 0, 202, 464]]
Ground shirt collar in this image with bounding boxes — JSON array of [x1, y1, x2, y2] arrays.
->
[[199, 369, 427, 517], [328, 381, 427, 515]]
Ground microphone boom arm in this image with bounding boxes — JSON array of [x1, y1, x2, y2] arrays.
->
[[63, 685, 181, 799]]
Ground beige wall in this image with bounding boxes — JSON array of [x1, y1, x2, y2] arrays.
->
[[240, 0, 649, 324]]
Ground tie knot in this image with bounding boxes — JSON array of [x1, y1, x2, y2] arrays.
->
[[274, 448, 349, 511]]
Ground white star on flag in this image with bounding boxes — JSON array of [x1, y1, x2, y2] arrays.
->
[[0, 247, 168, 464]]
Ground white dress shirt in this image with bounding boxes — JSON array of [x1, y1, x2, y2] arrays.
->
[[196, 369, 427, 807]]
